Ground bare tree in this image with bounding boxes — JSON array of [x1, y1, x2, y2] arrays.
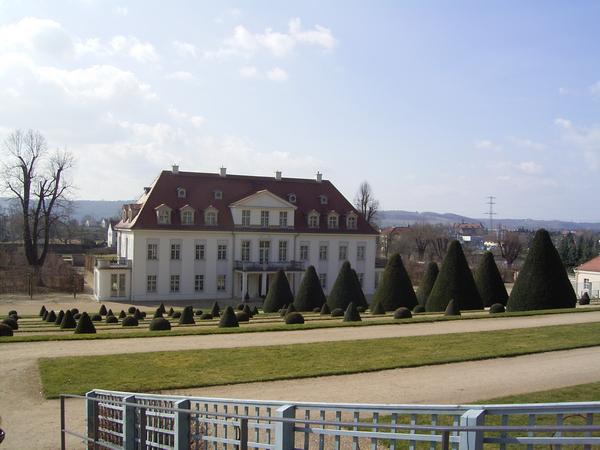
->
[[354, 181, 379, 227], [2, 130, 74, 284], [429, 235, 450, 261], [406, 223, 433, 261], [499, 231, 523, 269]]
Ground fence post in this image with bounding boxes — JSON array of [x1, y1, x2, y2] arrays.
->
[[174, 399, 190, 450], [459, 409, 485, 450], [275, 404, 295, 450], [85, 391, 97, 450], [122, 395, 136, 450]]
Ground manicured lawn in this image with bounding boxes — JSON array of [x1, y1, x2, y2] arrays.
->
[[483, 381, 600, 404], [39, 321, 600, 398]]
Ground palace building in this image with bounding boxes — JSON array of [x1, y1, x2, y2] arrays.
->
[[93, 166, 379, 301]]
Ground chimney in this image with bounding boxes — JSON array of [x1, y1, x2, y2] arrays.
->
[[275, 170, 282, 181], [219, 167, 227, 177], [316, 171, 322, 183], [172, 165, 179, 174]]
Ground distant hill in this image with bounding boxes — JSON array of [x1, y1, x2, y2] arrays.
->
[[0, 198, 129, 222], [378, 210, 600, 231]]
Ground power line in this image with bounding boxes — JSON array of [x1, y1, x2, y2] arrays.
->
[[485, 196, 497, 231]]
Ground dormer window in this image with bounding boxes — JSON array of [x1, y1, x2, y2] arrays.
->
[[308, 211, 319, 228], [177, 187, 186, 198], [121, 209, 127, 222], [180, 205, 195, 225], [288, 194, 296, 203], [346, 212, 358, 230], [214, 190, 223, 200], [320, 195, 328, 205], [204, 207, 218, 226], [327, 212, 339, 229], [155, 204, 172, 225], [127, 208, 132, 221]]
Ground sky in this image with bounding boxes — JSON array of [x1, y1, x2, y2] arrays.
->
[[1, 1, 600, 221]]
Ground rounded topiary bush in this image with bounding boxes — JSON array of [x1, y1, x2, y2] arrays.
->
[[60, 310, 77, 329], [54, 310, 65, 326], [357, 306, 367, 313], [219, 306, 239, 328], [0, 323, 14, 336], [73, 313, 82, 320], [413, 305, 426, 313], [99, 304, 107, 315], [179, 306, 195, 325], [285, 312, 305, 324], [9, 313, 18, 321], [235, 311, 250, 322], [91, 314, 102, 322], [320, 303, 331, 315], [195, 309, 203, 316], [579, 292, 591, 305], [393, 307, 412, 319], [46, 310, 57, 323], [133, 309, 143, 320], [294, 265, 327, 311], [128, 306, 136, 314], [237, 303, 245, 311], [39, 305, 47, 317], [343, 302, 361, 322], [75, 313, 96, 334], [71, 308, 79, 315], [371, 300, 386, 315], [200, 313, 213, 320], [149, 317, 171, 331], [171, 311, 181, 319], [444, 299, 461, 316], [122, 316, 139, 327], [140, 311, 147, 318], [2, 318, 18, 330], [106, 315, 119, 324], [331, 308, 344, 317], [263, 270, 294, 313], [167, 307, 175, 317], [118, 310, 126, 319], [312, 307, 321, 313], [489, 303, 506, 314], [8, 310, 17, 316]]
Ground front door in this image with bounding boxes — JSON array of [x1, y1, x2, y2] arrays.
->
[[258, 274, 270, 297]]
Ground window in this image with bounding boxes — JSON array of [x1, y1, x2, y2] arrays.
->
[[308, 213, 319, 228], [217, 244, 227, 260], [170, 243, 181, 260], [241, 210, 251, 226], [217, 275, 226, 291], [194, 274, 204, 292], [195, 244, 205, 260], [320, 195, 328, 205], [357, 245, 366, 261], [339, 244, 348, 261], [170, 275, 180, 293], [357, 272, 364, 287], [110, 274, 118, 296], [119, 274, 125, 296], [157, 209, 170, 224], [241, 241, 251, 261], [147, 275, 157, 292], [177, 187, 186, 198], [205, 211, 217, 226], [260, 210, 269, 227], [328, 214, 339, 229], [347, 215, 357, 229], [319, 273, 327, 289], [288, 193, 296, 203], [319, 244, 328, 261], [181, 210, 194, 225], [278, 241, 288, 262], [214, 190, 223, 200], [259, 240, 270, 263], [279, 211, 288, 227], [299, 244, 309, 261], [147, 243, 158, 260]]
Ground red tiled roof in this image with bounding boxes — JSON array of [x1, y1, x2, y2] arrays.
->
[[116, 170, 377, 235], [576, 255, 600, 272]]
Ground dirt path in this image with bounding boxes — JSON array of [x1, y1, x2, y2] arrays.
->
[[2, 311, 600, 449]]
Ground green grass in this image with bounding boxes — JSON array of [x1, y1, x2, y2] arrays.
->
[[483, 381, 600, 404], [39, 321, 600, 399], [5, 306, 600, 343]]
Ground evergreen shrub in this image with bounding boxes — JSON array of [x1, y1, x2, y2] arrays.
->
[[489, 303, 506, 314], [122, 316, 139, 327], [444, 299, 461, 316], [179, 306, 195, 325], [372, 254, 417, 311], [149, 317, 171, 331], [60, 310, 77, 329], [393, 307, 412, 319], [263, 270, 294, 313], [285, 312, 305, 324], [0, 323, 13, 336], [1, 318, 18, 330], [343, 302, 361, 322], [219, 306, 239, 328], [294, 266, 326, 311], [75, 313, 96, 334], [331, 308, 344, 317]]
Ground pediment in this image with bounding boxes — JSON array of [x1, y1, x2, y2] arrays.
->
[[229, 190, 297, 209]]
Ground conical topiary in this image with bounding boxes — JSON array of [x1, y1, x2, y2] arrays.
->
[[507, 229, 577, 311], [251, 306, 259, 315], [293, 266, 327, 311], [243, 304, 253, 317], [179, 306, 195, 325], [263, 270, 294, 313], [219, 306, 239, 328], [133, 309, 143, 320], [107, 309, 113, 317], [54, 310, 65, 326], [343, 302, 361, 322], [153, 308, 163, 318], [157, 303, 166, 314], [167, 307, 174, 317], [106, 315, 119, 324], [320, 303, 330, 315], [371, 300, 386, 315], [474, 252, 508, 307], [46, 310, 57, 323], [42, 310, 48, 321], [211, 301, 220, 317], [118, 310, 126, 319], [99, 304, 107, 315], [60, 310, 77, 329], [580, 292, 591, 305], [444, 299, 461, 316], [39, 305, 47, 317], [327, 262, 363, 311], [417, 262, 439, 306], [371, 254, 418, 311], [75, 312, 96, 334], [425, 241, 483, 312], [352, 270, 369, 308]]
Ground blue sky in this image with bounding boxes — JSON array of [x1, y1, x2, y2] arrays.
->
[[1, 1, 600, 221]]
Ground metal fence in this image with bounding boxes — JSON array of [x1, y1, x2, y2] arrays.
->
[[60, 389, 600, 449]]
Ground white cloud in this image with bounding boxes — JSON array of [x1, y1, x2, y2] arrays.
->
[[165, 71, 195, 81], [266, 67, 288, 82], [288, 18, 336, 50], [172, 40, 197, 59], [516, 161, 543, 174], [474, 139, 501, 151], [109, 35, 159, 63], [167, 106, 205, 127], [507, 136, 546, 151], [113, 6, 128, 17], [0, 17, 75, 58], [555, 117, 600, 170], [239, 66, 258, 78]]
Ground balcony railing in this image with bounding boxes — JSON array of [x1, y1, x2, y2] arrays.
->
[[234, 260, 304, 272], [96, 257, 131, 269]]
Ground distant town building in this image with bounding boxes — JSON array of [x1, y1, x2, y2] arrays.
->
[[106, 220, 118, 248], [574, 255, 600, 298]]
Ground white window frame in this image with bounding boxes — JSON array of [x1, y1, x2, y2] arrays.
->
[[194, 274, 204, 292], [260, 210, 270, 227], [217, 275, 226, 291], [347, 214, 358, 230], [241, 240, 251, 262], [241, 210, 251, 226], [170, 243, 181, 260], [279, 211, 288, 227], [205, 209, 218, 226], [170, 275, 180, 293], [147, 275, 157, 293], [147, 243, 158, 260], [308, 213, 319, 228], [278, 241, 288, 262], [217, 244, 228, 260], [299, 244, 309, 261], [328, 213, 339, 229], [357, 245, 366, 261], [181, 209, 194, 225], [319, 244, 328, 261], [339, 244, 348, 261], [259, 240, 270, 264], [195, 243, 205, 260]]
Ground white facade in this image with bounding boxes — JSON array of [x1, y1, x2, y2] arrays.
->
[[574, 269, 600, 298]]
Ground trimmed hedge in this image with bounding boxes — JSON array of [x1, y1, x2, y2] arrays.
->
[[236, 303, 245, 311], [195, 309, 203, 316], [211, 302, 220, 317], [393, 307, 412, 319], [60, 310, 77, 329], [46, 310, 57, 323], [417, 262, 439, 306], [426, 240, 483, 312], [474, 251, 508, 307], [128, 306, 136, 314], [54, 310, 65, 326], [235, 311, 250, 322], [153, 308, 163, 318], [263, 270, 294, 313], [331, 308, 344, 317], [343, 302, 361, 322], [99, 304, 107, 315], [167, 307, 175, 317], [294, 265, 327, 311], [507, 229, 577, 312], [200, 313, 213, 320], [285, 312, 305, 324], [171, 311, 181, 319], [149, 317, 171, 331], [71, 308, 79, 315], [251, 306, 259, 316], [122, 316, 139, 327], [39, 305, 47, 317], [133, 309, 143, 320], [444, 299, 461, 316], [42, 310, 48, 321], [489, 303, 506, 314], [327, 262, 363, 311], [75, 313, 96, 334], [219, 306, 239, 328], [352, 269, 369, 308], [8, 310, 17, 316], [320, 303, 331, 315], [580, 293, 591, 305], [106, 315, 119, 324], [0, 323, 13, 336], [243, 304, 253, 317], [413, 305, 426, 313], [73, 313, 82, 320], [91, 314, 102, 322], [2, 318, 18, 330], [157, 303, 166, 314], [313, 307, 321, 313], [118, 310, 127, 319], [179, 306, 195, 325], [371, 253, 418, 311], [371, 300, 386, 315], [107, 309, 114, 317]]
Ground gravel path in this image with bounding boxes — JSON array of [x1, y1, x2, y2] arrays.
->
[[2, 310, 600, 449]]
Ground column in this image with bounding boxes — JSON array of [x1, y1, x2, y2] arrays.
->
[[242, 272, 248, 299], [261, 272, 268, 295]]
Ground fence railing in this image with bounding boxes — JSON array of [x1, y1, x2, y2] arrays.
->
[[60, 390, 600, 449], [233, 260, 304, 272]]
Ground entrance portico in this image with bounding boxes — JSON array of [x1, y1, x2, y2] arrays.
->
[[234, 260, 305, 299]]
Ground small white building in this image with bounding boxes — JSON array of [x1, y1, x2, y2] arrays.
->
[[574, 256, 600, 298], [94, 167, 380, 302], [107, 220, 118, 248]]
